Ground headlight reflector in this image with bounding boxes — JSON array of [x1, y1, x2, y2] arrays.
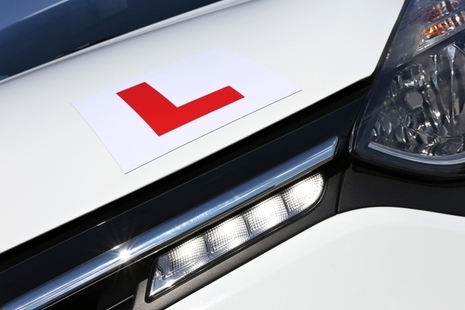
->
[[369, 41, 465, 163], [352, 0, 465, 175]]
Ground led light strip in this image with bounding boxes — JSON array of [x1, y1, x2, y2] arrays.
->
[[150, 173, 324, 298], [1, 137, 337, 310]]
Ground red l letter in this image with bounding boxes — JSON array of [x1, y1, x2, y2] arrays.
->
[[117, 83, 244, 136]]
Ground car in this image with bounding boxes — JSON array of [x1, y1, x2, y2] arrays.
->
[[2, 0, 465, 309]]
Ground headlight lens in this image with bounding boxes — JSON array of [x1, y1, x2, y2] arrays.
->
[[352, 0, 465, 176]]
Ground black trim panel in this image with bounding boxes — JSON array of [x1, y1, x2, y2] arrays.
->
[[339, 162, 465, 217]]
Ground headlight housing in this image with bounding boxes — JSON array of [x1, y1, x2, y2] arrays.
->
[[352, 0, 465, 177]]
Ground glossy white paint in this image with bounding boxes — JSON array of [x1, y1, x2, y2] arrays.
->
[[168, 207, 465, 310], [0, 0, 404, 253]]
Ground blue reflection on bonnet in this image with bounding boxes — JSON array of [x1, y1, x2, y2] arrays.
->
[[0, 0, 220, 80]]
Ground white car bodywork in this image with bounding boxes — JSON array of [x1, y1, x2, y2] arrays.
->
[[10, 0, 465, 309], [170, 207, 465, 310], [0, 0, 403, 253]]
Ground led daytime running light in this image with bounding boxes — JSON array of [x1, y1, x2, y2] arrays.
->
[[149, 173, 324, 298]]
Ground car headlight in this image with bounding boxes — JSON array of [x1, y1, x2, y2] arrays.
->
[[352, 0, 465, 177]]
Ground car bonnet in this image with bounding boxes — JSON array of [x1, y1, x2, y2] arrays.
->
[[0, 0, 404, 254]]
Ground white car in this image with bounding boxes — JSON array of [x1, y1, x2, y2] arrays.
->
[[2, 0, 465, 309]]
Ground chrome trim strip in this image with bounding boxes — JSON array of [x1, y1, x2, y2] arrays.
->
[[1, 137, 337, 310], [369, 141, 465, 165]]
